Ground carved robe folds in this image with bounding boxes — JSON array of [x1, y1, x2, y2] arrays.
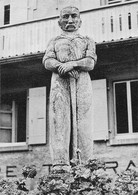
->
[[43, 34, 97, 165]]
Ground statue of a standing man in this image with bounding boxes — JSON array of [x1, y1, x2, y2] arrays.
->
[[43, 6, 97, 168]]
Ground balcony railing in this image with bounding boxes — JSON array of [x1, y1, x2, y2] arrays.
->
[[0, 1, 138, 59]]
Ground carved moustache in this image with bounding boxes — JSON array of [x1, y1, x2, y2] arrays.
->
[[65, 24, 76, 30]]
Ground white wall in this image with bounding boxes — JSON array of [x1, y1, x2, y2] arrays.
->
[[28, 0, 101, 20], [10, 0, 27, 24], [0, 0, 28, 26], [0, 0, 100, 26]]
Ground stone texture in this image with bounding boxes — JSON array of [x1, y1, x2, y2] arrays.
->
[[43, 7, 97, 166]]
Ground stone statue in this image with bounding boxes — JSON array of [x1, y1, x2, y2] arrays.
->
[[43, 6, 97, 168]]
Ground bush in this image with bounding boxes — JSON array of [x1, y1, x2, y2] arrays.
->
[[0, 178, 28, 195], [37, 159, 112, 195], [0, 159, 138, 195], [112, 169, 138, 195], [0, 165, 39, 195]]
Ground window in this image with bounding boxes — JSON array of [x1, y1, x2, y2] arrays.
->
[[111, 16, 114, 32], [119, 14, 122, 31], [108, 0, 122, 4], [100, 0, 121, 6], [0, 92, 26, 143], [0, 87, 46, 147], [114, 80, 138, 136], [128, 13, 132, 30], [4, 5, 10, 25], [100, 0, 133, 6]]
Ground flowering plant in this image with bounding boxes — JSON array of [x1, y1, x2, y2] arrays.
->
[[112, 169, 138, 195], [0, 160, 138, 195], [0, 165, 37, 194], [37, 159, 112, 195]]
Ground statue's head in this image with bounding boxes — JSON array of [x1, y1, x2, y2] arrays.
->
[[58, 6, 82, 32]]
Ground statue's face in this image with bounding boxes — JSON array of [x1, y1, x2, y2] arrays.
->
[[58, 7, 82, 32]]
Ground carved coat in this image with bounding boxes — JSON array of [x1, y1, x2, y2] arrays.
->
[[43, 34, 97, 165]]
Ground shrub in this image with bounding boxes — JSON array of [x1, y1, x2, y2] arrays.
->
[[0, 159, 138, 195], [112, 169, 138, 195], [37, 159, 113, 195]]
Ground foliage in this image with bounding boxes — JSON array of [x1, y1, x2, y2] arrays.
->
[[112, 169, 138, 195], [0, 165, 39, 195], [0, 160, 138, 195], [0, 178, 28, 195], [37, 159, 112, 195], [22, 165, 37, 179]]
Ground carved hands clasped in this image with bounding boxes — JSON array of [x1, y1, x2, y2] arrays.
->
[[58, 61, 79, 79]]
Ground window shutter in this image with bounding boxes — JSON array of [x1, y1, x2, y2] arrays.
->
[[92, 79, 108, 140], [28, 87, 46, 145]]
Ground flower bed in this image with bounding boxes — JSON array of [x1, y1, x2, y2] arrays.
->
[[0, 159, 138, 195]]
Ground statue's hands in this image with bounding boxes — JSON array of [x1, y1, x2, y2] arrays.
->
[[58, 61, 77, 75], [68, 70, 79, 79]]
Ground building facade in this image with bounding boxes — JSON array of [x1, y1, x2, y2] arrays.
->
[[0, 0, 138, 179]]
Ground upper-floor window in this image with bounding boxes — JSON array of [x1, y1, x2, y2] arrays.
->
[[114, 80, 138, 136], [108, 0, 122, 4], [100, 0, 133, 6], [4, 4, 10, 25]]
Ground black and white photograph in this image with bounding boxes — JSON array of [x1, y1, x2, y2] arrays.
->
[[0, 0, 138, 194]]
